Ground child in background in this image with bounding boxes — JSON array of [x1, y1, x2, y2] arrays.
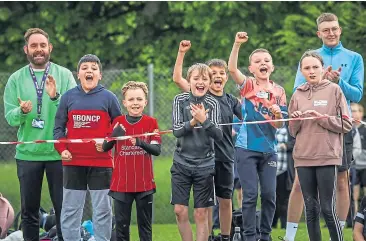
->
[[351, 103, 366, 214]]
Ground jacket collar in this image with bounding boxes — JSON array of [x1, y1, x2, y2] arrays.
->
[[321, 42, 343, 55]]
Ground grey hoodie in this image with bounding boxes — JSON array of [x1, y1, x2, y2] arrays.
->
[[289, 80, 352, 167]]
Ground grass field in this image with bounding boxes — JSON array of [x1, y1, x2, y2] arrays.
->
[[128, 223, 354, 241], [0, 158, 353, 240]]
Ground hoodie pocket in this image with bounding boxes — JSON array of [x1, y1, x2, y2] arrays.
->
[[294, 132, 340, 159]]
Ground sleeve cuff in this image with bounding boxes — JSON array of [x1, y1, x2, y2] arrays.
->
[[184, 121, 194, 131], [54, 137, 68, 154], [337, 77, 343, 86], [111, 125, 126, 137], [236, 77, 247, 90], [316, 117, 327, 126], [18, 107, 28, 116], [54, 143, 67, 154], [202, 119, 212, 129]]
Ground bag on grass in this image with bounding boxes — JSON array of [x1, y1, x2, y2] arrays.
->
[[0, 193, 14, 238]]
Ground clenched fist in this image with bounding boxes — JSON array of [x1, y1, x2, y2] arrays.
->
[[61, 150, 72, 162], [179, 40, 191, 53], [235, 32, 249, 44]]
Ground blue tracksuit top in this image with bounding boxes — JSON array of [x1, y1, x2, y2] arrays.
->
[[293, 42, 364, 107]]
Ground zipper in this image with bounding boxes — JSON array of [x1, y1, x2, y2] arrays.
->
[[331, 48, 333, 65]]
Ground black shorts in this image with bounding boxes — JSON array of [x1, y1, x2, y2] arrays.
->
[[355, 169, 366, 187], [63, 165, 112, 190], [338, 131, 353, 172], [214, 161, 234, 199], [170, 162, 215, 208]]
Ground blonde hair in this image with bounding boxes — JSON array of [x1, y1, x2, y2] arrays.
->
[[249, 48, 271, 63], [24, 28, 49, 45], [186, 63, 212, 82], [121, 81, 149, 98], [316, 13, 338, 27]]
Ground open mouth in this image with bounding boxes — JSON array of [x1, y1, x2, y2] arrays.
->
[[213, 78, 223, 87], [33, 53, 45, 61], [131, 106, 140, 110], [259, 66, 268, 74], [85, 75, 93, 81], [196, 86, 205, 93], [309, 75, 316, 80]]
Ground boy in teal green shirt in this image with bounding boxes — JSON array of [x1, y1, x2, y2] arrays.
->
[[3, 28, 76, 241]]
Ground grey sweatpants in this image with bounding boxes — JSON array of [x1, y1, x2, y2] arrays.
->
[[61, 188, 112, 241], [61, 166, 113, 241]]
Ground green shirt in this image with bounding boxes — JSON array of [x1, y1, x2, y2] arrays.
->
[[3, 62, 77, 161]]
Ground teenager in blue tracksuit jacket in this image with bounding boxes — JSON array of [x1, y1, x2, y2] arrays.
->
[[294, 42, 364, 104], [287, 13, 364, 239]]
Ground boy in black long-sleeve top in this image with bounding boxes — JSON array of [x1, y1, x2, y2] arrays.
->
[[171, 63, 222, 241]]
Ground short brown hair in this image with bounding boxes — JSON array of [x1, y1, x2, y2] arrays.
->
[[300, 50, 324, 68], [351, 103, 364, 114], [24, 28, 49, 45], [121, 81, 149, 98], [206, 59, 228, 71], [316, 13, 338, 27], [77, 54, 102, 73], [186, 63, 212, 83], [249, 48, 271, 63]]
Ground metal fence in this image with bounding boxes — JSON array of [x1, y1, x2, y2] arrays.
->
[[0, 65, 297, 223], [0, 65, 296, 159]]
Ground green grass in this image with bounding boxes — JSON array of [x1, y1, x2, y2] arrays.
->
[[0, 158, 354, 240], [128, 223, 353, 241]]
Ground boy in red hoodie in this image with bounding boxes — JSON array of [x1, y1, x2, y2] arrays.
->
[[53, 54, 121, 241]]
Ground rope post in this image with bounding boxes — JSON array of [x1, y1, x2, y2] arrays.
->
[[147, 63, 155, 223]]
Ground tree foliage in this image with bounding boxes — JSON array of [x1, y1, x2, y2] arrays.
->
[[0, 1, 365, 103]]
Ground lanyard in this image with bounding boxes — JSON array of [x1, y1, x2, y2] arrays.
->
[[28, 62, 51, 118]]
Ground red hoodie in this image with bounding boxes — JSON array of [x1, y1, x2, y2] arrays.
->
[[54, 84, 122, 167]]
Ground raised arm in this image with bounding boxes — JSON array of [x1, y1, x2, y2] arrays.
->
[[172, 40, 191, 92], [228, 32, 249, 86]]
